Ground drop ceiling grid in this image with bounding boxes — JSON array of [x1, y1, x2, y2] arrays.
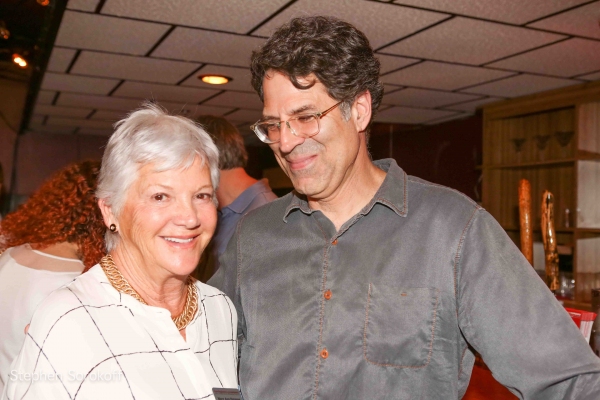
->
[[487, 38, 600, 78], [527, 1, 600, 40], [379, 17, 567, 65], [391, 0, 592, 25], [382, 88, 483, 108], [55, 10, 172, 56], [111, 81, 221, 104], [29, 0, 600, 134]]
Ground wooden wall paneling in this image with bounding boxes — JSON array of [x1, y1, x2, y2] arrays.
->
[[578, 102, 600, 155]]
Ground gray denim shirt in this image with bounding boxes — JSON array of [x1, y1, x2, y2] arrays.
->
[[208, 159, 600, 400]]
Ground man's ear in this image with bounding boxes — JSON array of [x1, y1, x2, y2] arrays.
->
[[353, 90, 372, 133], [98, 198, 116, 229]]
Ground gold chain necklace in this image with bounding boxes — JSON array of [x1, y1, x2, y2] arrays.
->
[[99, 255, 198, 331]]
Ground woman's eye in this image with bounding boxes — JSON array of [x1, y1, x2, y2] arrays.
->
[[153, 194, 166, 201], [196, 193, 213, 201]]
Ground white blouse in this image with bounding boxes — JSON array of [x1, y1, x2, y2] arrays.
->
[[2, 264, 238, 400], [0, 245, 83, 395]]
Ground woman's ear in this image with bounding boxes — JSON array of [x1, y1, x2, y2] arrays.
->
[[353, 90, 372, 133], [98, 198, 115, 229]]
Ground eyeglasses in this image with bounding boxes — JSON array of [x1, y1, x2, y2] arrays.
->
[[250, 101, 343, 144]]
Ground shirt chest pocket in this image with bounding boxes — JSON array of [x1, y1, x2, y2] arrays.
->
[[363, 284, 440, 368]]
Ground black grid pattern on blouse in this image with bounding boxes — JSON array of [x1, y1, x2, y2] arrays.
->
[[7, 283, 236, 400]]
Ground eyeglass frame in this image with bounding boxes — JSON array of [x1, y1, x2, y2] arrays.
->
[[250, 101, 344, 144]]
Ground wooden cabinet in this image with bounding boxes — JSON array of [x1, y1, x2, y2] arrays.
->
[[482, 81, 600, 305]]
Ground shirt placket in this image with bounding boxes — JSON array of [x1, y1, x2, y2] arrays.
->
[[311, 212, 366, 399]]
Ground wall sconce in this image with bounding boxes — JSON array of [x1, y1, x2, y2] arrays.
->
[[554, 131, 574, 147], [511, 138, 526, 152]]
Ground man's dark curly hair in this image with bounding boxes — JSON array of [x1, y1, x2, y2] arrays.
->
[[250, 16, 384, 140]]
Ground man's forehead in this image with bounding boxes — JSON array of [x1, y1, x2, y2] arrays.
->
[[262, 71, 332, 117]]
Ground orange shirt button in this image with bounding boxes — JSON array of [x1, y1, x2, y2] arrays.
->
[[320, 348, 329, 359], [332, 239, 338, 245], [324, 289, 332, 300]]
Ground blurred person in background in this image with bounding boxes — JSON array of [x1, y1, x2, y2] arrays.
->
[[3, 104, 237, 400], [195, 115, 276, 281], [0, 160, 105, 394]]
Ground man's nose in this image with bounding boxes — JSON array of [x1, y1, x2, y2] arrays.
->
[[278, 121, 305, 153]]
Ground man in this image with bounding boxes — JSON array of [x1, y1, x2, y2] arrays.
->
[[196, 115, 277, 281], [209, 16, 600, 399]]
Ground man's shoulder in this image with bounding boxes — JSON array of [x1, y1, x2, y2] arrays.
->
[[405, 175, 482, 221], [242, 191, 294, 221]]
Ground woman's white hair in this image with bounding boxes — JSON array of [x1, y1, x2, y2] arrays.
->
[[96, 102, 220, 251]]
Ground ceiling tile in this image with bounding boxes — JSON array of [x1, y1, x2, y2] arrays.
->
[[36, 90, 57, 105], [443, 96, 504, 111], [46, 47, 77, 73], [90, 109, 129, 121], [487, 38, 600, 78], [67, 0, 99, 12], [381, 61, 515, 90], [112, 81, 220, 104], [377, 54, 421, 74], [224, 109, 263, 124], [41, 72, 121, 95], [78, 128, 113, 136], [578, 71, 600, 81], [254, 0, 449, 49], [33, 104, 93, 118], [375, 106, 458, 124], [383, 84, 404, 94], [46, 116, 115, 130], [151, 28, 265, 67], [70, 51, 200, 84], [101, 0, 289, 33], [55, 11, 171, 56], [28, 123, 76, 135], [393, 0, 590, 24], [528, 2, 600, 40], [157, 103, 235, 119], [29, 115, 45, 126], [424, 112, 473, 125], [57, 93, 146, 111], [382, 88, 481, 108], [181, 65, 255, 92], [380, 17, 565, 65], [202, 91, 263, 110], [461, 74, 579, 97]]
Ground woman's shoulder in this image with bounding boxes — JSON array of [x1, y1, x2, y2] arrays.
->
[[27, 265, 113, 334], [196, 279, 228, 298]]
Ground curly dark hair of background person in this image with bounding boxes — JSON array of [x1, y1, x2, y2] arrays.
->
[[250, 16, 384, 140], [0, 160, 105, 270]]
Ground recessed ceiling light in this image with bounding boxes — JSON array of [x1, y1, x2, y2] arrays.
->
[[199, 75, 232, 85], [13, 53, 27, 68]]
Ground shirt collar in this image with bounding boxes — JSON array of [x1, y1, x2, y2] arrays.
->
[[222, 179, 273, 214], [283, 158, 408, 222]]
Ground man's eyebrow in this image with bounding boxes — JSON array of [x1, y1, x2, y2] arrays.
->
[[261, 104, 317, 121]]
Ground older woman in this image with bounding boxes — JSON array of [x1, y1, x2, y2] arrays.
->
[[3, 104, 237, 400], [0, 160, 105, 394]]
